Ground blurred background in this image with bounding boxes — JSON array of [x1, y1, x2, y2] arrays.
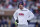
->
[[0, 0, 40, 27]]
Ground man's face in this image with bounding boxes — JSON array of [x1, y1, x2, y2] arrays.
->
[[19, 4, 23, 10]]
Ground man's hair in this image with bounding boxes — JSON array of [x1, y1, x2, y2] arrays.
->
[[18, 1, 23, 8], [19, 1, 23, 5]]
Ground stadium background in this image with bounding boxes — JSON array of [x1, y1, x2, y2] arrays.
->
[[0, 0, 40, 27]]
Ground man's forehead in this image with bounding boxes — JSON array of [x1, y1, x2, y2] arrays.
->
[[19, 4, 23, 6]]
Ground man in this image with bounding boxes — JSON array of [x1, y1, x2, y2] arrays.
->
[[13, 2, 34, 27], [11, 17, 15, 27], [0, 18, 2, 27], [2, 17, 8, 27]]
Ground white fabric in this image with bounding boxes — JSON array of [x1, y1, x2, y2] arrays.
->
[[13, 8, 34, 25], [18, 24, 28, 27], [8, 5, 13, 9]]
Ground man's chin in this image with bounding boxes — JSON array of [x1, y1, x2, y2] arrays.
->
[[20, 8, 23, 9]]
